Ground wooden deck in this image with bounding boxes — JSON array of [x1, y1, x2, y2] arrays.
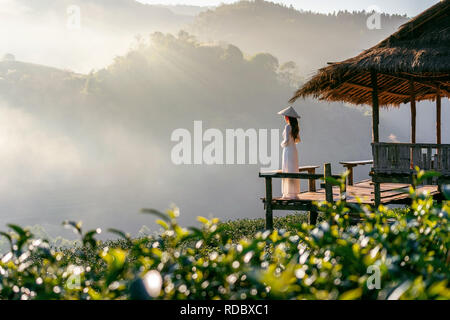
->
[[259, 164, 444, 229], [264, 179, 440, 206]]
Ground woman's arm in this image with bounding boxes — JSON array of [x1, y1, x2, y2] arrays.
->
[[281, 125, 290, 148]]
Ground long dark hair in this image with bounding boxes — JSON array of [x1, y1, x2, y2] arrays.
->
[[288, 117, 300, 142]]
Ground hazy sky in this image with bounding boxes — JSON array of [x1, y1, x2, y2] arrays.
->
[[139, 0, 440, 17]]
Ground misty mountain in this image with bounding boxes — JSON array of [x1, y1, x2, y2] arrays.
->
[[0, 32, 372, 236], [15, 0, 192, 33], [1, 1, 446, 240], [190, 0, 409, 74], [2, 0, 193, 72], [4, 0, 409, 74]]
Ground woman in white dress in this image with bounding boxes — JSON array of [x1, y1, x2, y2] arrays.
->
[[278, 106, 301, 199]]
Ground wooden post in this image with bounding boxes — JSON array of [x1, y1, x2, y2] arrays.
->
[[308, 209, 318, 226], [437, 85, 441, 145], [371, 71, 381, 208], [374, 182, 381, 208], [371, 71, 379, 143], [308, 168, 318, 225], [409, 80, 416, 144], [265, 177, 273, 231], [307, 168, 316, 192], [347, 165, 354, 186], [324, 163, 333, 203]]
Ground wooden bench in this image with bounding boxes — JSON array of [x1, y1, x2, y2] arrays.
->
[[298, 165, 320, 192], [259, 163, 342, 230], [339, 160, 373, 186]]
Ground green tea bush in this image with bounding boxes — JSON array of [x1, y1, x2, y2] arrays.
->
[[0, 172, 449, 300]]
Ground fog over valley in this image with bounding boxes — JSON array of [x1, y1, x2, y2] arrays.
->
[[0, 0, 447, 246]]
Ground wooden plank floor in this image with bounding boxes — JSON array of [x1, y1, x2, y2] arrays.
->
[[269, 179, 440, 205]]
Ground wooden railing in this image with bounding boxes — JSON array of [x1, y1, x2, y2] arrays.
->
[[259, 163, 341, 229], [372, 142, 450, 175]]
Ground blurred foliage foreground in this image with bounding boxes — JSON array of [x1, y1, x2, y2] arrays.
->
[[0, 172, 449, 300]]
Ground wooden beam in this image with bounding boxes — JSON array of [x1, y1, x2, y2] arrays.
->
[[438, 87, 450, 97], [437, 85, 441, 145], [380, 73, 450, 94], [421, 82, 450, 97], [371, 71, 380, 143], [259, 172, 340, 179], [375, 142, 450, 148], [410, 80, 416, 144], [346, 82, 409, 98], [436, 81, 450, 93], [272, 203, 314, 211], [399, 72, 450, 82]]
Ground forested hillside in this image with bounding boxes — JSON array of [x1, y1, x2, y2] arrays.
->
[[3, 0, 192, 72], [190, 0, 409, 73]]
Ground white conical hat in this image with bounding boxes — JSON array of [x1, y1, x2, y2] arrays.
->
[[278, 106, 300, 118]]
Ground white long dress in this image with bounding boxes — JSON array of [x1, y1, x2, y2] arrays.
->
[[281, 124, 300, 199]]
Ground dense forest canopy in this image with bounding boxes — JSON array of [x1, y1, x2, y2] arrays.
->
[[190, 0, 409, 73]]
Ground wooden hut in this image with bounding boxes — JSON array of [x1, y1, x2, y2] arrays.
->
[[290, 0, 450, 205]]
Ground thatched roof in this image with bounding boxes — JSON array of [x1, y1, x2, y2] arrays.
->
[[290, 0, 450, 107]]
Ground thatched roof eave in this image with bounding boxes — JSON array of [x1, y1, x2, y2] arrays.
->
[[290, 0, 450, 107]]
